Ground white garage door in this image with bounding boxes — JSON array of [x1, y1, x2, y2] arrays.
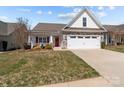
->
[[67, 35, 101, 49]]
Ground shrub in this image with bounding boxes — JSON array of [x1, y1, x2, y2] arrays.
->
[[117, 42, 122, 45], [24, 43, 31, 50], [32, 44, 41, 50], [45, 44, 53, 49], [101, 42, 105, 49], [41, 44, 45, 49]]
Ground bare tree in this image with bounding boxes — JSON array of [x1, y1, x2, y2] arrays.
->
[[14, 17, 30, 49]]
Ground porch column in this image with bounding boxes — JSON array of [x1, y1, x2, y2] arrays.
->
[[30, 36, 34, 49], [28, 35, 33, 49], [105, 33, 108, 45], [31, 42, 34, 49], [50, 35, 53, 43], [28, 35, 31, 44]]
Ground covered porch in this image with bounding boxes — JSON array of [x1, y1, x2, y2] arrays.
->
[[107, 31, 124, 45], [28, 32, 62, 48]]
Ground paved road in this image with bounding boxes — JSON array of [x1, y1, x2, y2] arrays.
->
[[71, 49, 124, 87]]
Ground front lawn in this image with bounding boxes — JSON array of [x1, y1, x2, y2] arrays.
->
[[0, 50, 99, 87], [105, 45, 124, 53]]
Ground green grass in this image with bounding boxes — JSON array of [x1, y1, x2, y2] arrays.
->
[[105, 45, 124, 53], [0, 50, 99, 87]]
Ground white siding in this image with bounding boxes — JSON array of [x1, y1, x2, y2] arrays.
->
[[70, 12, 99, 28]]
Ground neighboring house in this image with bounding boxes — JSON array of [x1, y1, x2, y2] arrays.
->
[[0, 21, 28, 51], [29, 8, 107, 49], [104, 24, 124, 45]]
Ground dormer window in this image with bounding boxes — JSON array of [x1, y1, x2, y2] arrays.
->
[[83, 17, 87, 27]]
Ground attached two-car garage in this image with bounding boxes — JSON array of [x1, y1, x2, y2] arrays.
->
[[67, 35, 101, 49]]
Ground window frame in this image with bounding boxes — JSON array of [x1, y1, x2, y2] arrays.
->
[[70, 36, 76, 38], [85, 36, 90, 39], [78, 36, 83, 39], [92, 36, 97, 39], [39, 37, 49, 44], [83, 17, 87, 27]]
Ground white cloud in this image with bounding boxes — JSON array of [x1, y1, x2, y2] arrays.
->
[[36, 10, 43, 15], [109, 6, 115, 10], [18, 8, 31, 13], [0, 16, 10, 22], [58, 7, 81, 20], [97, 11, 107, 18], [58, 12, 76, 19], [73, 8, 81, 13], [98, 6, 104, 10], [48, 11, 52, 15]]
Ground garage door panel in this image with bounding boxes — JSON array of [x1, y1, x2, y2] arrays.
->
[[67, 35, 101, 49]]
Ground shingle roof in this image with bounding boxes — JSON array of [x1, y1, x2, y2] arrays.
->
[[103, 24, 124, 32], [103, 25, 117, 32], [32, 23, 66, 31], [7, 23, 19, 35], [117, 24, 124, 31], [0, 21, 20, 36], [32, 23, 107, 33], [0, 21, 7, 35]]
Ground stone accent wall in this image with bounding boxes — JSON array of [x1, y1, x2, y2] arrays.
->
[[61, 35, 67, 49]]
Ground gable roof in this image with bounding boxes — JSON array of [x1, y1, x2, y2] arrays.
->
[[0, 21, 26, 36], [32, 23, 66, 31], [7, 23, 19, 35], [0, 21, 7, 35], [63, 8, 107, 32]]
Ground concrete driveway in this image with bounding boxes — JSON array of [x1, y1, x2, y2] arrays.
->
[[71, 49, 124, 87]]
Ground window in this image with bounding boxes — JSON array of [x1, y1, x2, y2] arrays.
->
[[85, 36, 90, 39], [92, 36, 97, 39], [39, 37, 49, 43], [70, 36, 76, 38], [83, 17, 87, 27], [39, 38, 42, 43], [78, 36, 83, 39], [36, 37, 38, 43], [43, 37, 46, 43], [47, 37, 49, 43], [108, 35, 111, 43]]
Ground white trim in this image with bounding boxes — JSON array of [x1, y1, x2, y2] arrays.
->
[[50, 35, 53, 43], [63, 8, 107, 32]]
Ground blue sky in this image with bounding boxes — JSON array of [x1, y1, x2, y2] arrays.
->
[[0, 6, 124, 28]]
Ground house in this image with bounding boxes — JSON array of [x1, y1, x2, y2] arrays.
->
[[29, 8, 107, 49], [0, 21, 28, 51], [104, 24, 124, 45]]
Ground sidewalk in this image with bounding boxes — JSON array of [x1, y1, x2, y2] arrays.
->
[[43, 77, 112, 87]]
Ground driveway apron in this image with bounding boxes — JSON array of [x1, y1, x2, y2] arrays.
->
[[71, 49, 124, 86]]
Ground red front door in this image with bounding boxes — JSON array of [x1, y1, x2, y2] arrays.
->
[[55, 37, 59, 47]]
